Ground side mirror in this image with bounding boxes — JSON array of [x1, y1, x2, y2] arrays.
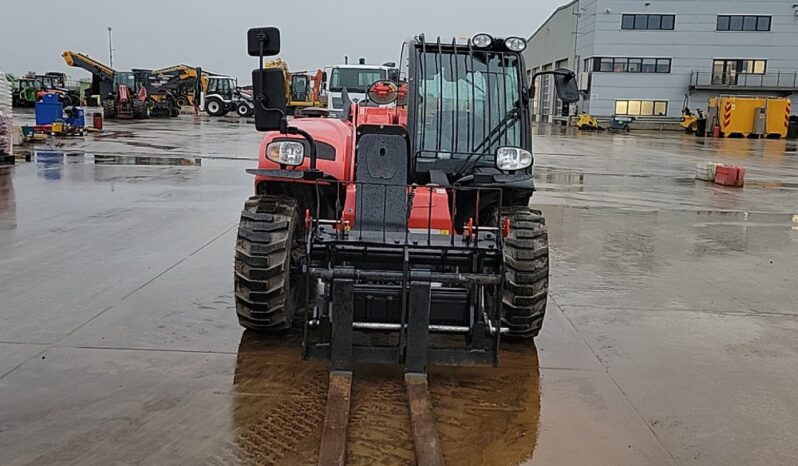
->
[[553, 69, 579, 103], [252, 68, 287, 131], [248, 26, 285, 131], [247, 27, 280, 57]]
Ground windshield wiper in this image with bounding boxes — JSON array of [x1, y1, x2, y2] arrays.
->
[[453, 106, 522, 179], [474, 105, 521, 153]]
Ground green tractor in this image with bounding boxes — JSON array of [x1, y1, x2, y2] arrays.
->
[[10, 73, 81, 108], [11, 77, 39, 107]]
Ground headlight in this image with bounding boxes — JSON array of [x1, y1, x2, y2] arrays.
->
[[504, 37, 527, 52], [496, 147, 533, 171], [472, 33, 493, 48], [266, 140, 305, 166]]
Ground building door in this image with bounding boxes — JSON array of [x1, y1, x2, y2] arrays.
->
[[712, 60, 738, 85], [539, 64, 552, 121], [554, 59, 569, 116]]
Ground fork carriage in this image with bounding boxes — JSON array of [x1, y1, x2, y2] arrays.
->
[[304, 180, 507, 371]]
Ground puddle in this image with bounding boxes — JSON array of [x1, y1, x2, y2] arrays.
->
[[93, 155, 201, 166], [0, 167, 16, 230], [35, 151, 65, 180], [94, 130, 136, 139], [123, 141, 180, 151]]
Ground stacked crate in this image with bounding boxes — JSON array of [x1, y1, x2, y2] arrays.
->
[[0, 72, 13, 158]]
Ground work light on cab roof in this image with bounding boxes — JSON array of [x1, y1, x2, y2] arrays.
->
[[469, 33, 526, 52]]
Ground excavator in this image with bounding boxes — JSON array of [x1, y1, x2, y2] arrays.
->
[[263, 58, 323, 111], [62, 51, 179, 119], [153, 64, 254, 117]]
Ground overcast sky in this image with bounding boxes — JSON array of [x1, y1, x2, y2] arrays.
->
[[1, 0, 564, 81]]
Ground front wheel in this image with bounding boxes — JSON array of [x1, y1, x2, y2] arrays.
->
[[234, 195, 304, 332], [205, 98, 224, 116], [236, 102, 252, 117], [501, 207, 549, 338], [102, 98, 117, 119]]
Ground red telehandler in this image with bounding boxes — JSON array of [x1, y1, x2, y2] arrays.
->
[[235, 27, 578, 465]]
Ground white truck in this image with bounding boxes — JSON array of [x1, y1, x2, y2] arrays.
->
[[321, 63, 398, 112]]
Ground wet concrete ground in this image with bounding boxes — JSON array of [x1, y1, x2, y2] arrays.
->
[[1, 111, 797, 465]]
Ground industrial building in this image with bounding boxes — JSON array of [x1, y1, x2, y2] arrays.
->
[[524, 0, 798, 121]]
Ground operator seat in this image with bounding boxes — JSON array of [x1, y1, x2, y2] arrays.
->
[[354, 130, 408, 234]]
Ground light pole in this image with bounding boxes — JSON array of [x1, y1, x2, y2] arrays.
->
[[572, 2, 584, 114], [107, 27, 114, 68]]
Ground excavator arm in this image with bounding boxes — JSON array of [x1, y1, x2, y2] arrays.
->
[[62, 51, 115, 81], [62, 51, 116, 99]]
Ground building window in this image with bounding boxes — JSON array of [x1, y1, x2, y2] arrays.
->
[[615, 100, 668, 116], [712, 59, 767, 84], [717, 15, 771, 32], [591, 57, 671, 74], [621, 14, 676, 30]]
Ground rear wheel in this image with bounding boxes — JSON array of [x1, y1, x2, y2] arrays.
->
[[501, 207, 549, 338], [235, 195, 304, 332]]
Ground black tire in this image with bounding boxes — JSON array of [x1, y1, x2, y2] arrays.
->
[[206, 97, 224, 116], [175, 96, 188, 107], [132, 99, 147, 119], [102, 98, 117, 119], [501, 207, 549, 338], [236, 102, 251, 117], [235, 195, 303, 332]]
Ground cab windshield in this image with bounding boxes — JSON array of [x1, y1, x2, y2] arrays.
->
[[115, 72, 136, 90], [414, 48, 524, 159], [330, 68, 387, 94]]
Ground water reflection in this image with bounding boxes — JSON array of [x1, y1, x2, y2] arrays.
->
[[93, 155, 201, 166], [233, 331, 541, 465], [0, 167, 16, 230], [36, 151, 64, 180]]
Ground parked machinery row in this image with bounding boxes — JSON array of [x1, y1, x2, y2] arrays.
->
[[7, 72, 81, 108], [62, 51, 179, 119], [152, 64, 254, 117]]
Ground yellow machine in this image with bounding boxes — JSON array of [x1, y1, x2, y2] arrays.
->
[[576, 112, 600, 130], [151, 65, 205, 106], [263, 59, 323, 110], [152, 65, 252, 116], [708, 96, 791, 138], [680, 112, 700, 132]]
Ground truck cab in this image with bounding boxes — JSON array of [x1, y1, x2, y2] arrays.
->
[[321, 63, 398, 112]]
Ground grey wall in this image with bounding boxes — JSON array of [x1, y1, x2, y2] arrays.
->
[[524, 0, 579, 72], [524, 0, 580, 121], [529, 0, 798, 118]]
